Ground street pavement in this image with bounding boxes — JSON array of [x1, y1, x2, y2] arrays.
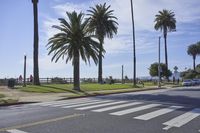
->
[[0, 86, 200, 133]]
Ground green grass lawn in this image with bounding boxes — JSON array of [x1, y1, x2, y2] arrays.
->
[[18, 82, 157, 93], [0, 94, 5, 98], [19, 83, 135, 93]]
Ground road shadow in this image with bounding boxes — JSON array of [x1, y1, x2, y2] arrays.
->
[[41, 85, 79, 94], [175, 88, 200, 92], [97, 93, 200, 107]]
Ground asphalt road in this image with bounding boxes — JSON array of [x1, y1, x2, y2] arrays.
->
[[0, 86, 200, 133]]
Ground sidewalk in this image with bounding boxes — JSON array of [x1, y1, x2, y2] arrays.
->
[[0, 86, 73, 103]]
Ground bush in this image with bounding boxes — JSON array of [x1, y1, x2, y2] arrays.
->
[[180, 69, 200, 79], [51, 77, 65, 84], [7, 78, 16, 88], [149, 62, 172, 78], [0, 94, 5, 98]]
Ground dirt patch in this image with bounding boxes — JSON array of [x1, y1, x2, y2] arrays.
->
[[0, 86, 69, 102]]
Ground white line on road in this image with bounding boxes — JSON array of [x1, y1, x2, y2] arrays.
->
[[7, 129, 28, 133], [37, 98, 92, 106], [163, 108, 200, 130], [92, 102, 143, 112], [51, 99, 100, 107], [76, 101, 128, 110], [134, 106, 183, 120], [62, 100, 113, 108], [110, 104, 161, 116]]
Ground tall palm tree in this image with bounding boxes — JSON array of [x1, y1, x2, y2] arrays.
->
[[47, 11, 100, 91], [154, 9, 176, 75], [87, 3, 118, 83], [32, 0, 40, 85], [187, 44, 199, 70]]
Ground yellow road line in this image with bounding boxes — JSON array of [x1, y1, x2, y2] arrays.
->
[[0, 113, 85, 132]]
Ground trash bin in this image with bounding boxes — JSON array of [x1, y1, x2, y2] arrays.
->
[[7, 78, 15, 88]]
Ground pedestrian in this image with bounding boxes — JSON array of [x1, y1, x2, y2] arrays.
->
[[30, 74, 33, 83], [173, 76, 175, 84], [18, 75, 22, 83]]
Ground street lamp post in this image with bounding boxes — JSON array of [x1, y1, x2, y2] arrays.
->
[[158, 36, 161, 88], [130, 0, 136, 86], [23, 54, 27, 87], [122, 65, 124, 84]]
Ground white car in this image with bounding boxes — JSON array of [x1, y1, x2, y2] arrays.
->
[[182, 79, 193, 86], [192, 79, 200, 85]]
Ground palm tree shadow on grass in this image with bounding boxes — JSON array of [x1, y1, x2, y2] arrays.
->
[[41, 85, 79, 94]]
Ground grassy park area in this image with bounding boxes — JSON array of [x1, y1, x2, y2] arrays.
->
[[16, 83, 156, 98], [0, 82, 178, 105], [19, 83, 134, 93], [18, 82, 158, 93]]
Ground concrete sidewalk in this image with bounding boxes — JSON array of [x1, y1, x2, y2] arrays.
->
[[0, 86, 73, 102]]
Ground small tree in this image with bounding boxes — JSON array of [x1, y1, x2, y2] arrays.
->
[[174, 66, 178, 71], [180, 69, 198, 79], [196, 64, 200, 73], [187, 44, 199, 70], [149, 62, 172, 78]]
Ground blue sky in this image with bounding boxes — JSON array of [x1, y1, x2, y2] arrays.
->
[[0, 0, 200, 79]]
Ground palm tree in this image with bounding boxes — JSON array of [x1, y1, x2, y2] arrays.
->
[[47, 11, 100, 91], [187, 44, 199, 70], [196, 42, 200, 55], [32, 0, 40, 85], [154, 9, 176, 74], [87, 3, 118, 83]]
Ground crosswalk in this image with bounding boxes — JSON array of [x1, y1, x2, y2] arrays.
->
[[24, 98, 200, 131], [134, 105, 183, 120]]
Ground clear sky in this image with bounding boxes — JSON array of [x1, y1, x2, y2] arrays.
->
[[0, 0, 200, 79]]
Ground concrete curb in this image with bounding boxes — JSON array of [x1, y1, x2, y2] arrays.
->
[[57, 87, 168, 100]]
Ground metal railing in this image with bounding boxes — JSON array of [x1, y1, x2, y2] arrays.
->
[[0, 77, 163, 86]]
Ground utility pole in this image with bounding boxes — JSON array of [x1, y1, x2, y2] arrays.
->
[[158, 36, 161, 88], [122, 65, 124, 84], [130, 0, 136, 86], [23, 54, 27, 87]]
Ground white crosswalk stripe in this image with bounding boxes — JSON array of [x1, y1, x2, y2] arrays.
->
[[110, 104, 161, 116], [92, 102, 143, 112], [6, 129, 28, 133], [76, 101, 128, 110], [134, 106, 183, 120], [50, 99, 100, 107], [29, 100, 68, 106], [163, 108, 200, 130], [36, 98, 92, 106], [62, 100, 114, 108]]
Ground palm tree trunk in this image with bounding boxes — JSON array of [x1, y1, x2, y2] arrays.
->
[[98, 39, 103, 84], [130, 0, 137, 86], [193, 56, 196, 70], [164, 30, 169, 81], [73, 53, 80, 91], [32, 0, 40, 85]]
